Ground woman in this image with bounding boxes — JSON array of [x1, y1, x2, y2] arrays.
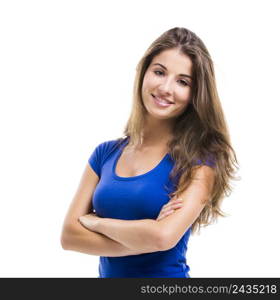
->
[[60, 27, 239, 278]]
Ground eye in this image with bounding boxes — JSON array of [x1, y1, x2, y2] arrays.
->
[[179, 80, 189, 86], [154, 70, 164, 76], [153, 70, 190, 87]]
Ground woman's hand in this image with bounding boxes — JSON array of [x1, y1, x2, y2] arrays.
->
[[156, 197, 184, 221], [78, 212, 100, 231]]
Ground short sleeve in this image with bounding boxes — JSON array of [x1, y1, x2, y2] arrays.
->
[[195, 159, 215, 168], [88, 143, 104, 177], [194, 154, 216, 168], [88, 139, 121, 177]]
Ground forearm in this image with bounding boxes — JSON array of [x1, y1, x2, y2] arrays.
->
[[61, 223, 147, 257], [93, 218, 163, 252]]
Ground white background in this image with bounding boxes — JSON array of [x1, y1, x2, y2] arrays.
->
[[0, 0, 279, 277]]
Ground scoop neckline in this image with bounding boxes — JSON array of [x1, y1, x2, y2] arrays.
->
[[112, 137, 170, 181]]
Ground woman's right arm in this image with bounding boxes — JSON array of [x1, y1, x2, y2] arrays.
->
[[60, 163, 145, 257]]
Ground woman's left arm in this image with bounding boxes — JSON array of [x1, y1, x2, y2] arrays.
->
[[79, 165, 215, 252]]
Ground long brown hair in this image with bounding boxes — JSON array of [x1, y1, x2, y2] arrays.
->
[[119, 27, 239, 234]]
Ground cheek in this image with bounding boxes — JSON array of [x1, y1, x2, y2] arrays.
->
[[173, 92, 192, 113], [177, 90, 192, 105], [142, 74, 158, 91]]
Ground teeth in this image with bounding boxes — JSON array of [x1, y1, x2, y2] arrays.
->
[[154, 95, 172, 104]]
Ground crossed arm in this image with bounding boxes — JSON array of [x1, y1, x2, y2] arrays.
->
[[61, 164, 146, 257], [79, 165, 215, 253]]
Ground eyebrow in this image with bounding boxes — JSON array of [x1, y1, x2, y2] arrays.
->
[[152, 63, 193, 80]]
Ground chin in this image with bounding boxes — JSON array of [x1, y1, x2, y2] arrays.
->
[[147, 111, 175, 120]]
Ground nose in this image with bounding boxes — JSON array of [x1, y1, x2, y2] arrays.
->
[[158, 77, 173, 95]]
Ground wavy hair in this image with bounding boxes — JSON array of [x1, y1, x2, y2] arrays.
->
[[119, 27, 239, 234]]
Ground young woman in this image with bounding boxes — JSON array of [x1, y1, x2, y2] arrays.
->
[[60, 27, 238, 278]]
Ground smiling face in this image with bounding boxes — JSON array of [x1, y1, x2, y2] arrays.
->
[[141, 48, 193, 121]]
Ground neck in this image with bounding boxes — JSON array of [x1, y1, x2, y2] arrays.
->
[[140, 115, 175, 147]]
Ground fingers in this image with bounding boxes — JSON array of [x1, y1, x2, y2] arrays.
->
[[157, 210, 174, 221], [162, 199, 183, 211], [170, 197, 183, 204], [161, 203, 183, 213], [157, 198, 184, 221]]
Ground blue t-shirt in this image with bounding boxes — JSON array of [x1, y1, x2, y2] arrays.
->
[[88, 136, 213, 278]]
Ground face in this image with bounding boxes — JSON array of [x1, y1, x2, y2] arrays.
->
[[141, 48, 193, 121]]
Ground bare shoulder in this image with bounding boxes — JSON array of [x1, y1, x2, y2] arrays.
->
[[190, 165, 215, 190], [158, 165, 216, 250]]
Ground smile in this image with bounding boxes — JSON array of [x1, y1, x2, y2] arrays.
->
[[151, 94, 174, 108]]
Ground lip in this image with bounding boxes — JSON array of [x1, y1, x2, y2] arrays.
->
[[151, 94, 174, 107]]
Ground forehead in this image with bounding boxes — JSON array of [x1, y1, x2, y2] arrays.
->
[[150, 48, 193, 74]]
